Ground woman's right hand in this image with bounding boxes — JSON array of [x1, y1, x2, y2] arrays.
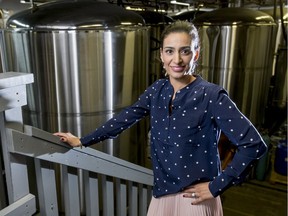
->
[[53, 132, 82, 148]]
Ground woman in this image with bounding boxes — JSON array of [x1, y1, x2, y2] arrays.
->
[[54, 20, 267, 215]]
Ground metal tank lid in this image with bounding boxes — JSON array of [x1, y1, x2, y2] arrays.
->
[[6, 0, 145, 30], [171, 10, 207, 22], [193, 7, 275, 26], [135, 11, 174, 25], [259, 7, 288, 22]]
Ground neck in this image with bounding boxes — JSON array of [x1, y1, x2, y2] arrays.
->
[[170, 75, 196, 92]]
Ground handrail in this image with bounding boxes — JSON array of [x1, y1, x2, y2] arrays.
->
[[0, 194, 35, 216], [0, 72, 153, 216], [8, 125, 154, 185], [6, 125, 154, 215]]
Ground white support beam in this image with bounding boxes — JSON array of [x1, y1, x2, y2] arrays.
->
[[0, 72, 34, 203], [62, 165, 81, 216], [116, 178, 127, 216], [128, 181, 138, 216], [83, 171, 100, 216], [9, 125, 153, 185], [0, 72, 33, 89], [34, 159, 59, 216], [101, 175, 114, 216], [0, 193, 36, 216]]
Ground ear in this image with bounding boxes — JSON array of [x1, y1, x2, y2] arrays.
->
[[160, 48, 164, 62], [193, 49, 199, 62]]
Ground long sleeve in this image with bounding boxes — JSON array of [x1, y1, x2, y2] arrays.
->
[[208, 89, 267, 197], [78, 76, 268, 199], [80, 86, 152, 147]]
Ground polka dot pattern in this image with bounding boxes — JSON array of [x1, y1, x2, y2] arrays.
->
[[80, 76, 267, 198]]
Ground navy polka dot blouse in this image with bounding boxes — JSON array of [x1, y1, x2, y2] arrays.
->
[[80, 75, 267, 198]]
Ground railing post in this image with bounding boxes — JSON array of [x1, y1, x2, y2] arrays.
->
[[0, 128, 6, 209], [0, 72, 34, 207]]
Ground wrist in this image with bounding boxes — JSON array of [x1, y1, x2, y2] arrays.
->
[[78, 138, 83, 148]]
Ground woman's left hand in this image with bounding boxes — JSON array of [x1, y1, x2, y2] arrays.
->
[[182, 182, 214, 204]]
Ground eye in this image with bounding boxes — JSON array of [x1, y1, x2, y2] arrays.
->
[[180, 48, 192, 55], [164, 49, 174, 55]]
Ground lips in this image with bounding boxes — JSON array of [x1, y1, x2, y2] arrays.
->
[[171, 66, 186, 72]]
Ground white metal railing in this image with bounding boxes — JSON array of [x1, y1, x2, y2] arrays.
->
[[13, 125, 153, 216], [0, 72, 153, 216]]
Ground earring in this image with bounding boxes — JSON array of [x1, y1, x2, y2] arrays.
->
[[162, 63, 168, 77]]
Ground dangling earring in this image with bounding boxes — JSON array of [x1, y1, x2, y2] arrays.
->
[[162, 62, 168, 77], [164, 67, 168, 77]]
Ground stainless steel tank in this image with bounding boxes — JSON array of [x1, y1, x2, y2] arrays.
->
[[193, 8, 276, 127], [0, 0, 150, 164], [171, 9, 207, 22], [259, 7, 287, 134], [136, 11, 173, 84], [260, 7, 287, 107], [134, 11, 173, 168]]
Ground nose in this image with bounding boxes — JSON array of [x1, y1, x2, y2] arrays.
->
[[173, 52, 183, 64]]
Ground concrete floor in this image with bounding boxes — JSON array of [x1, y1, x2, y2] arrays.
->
[[221, 179, 287, 216]]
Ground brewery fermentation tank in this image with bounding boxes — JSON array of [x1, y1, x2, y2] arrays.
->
[[1, 1, 150, 164], [171, 10, 207, 22], [193, 8, 276, 127], [260, 7, 287, 108], [136, 11, 173, 84], [259, 7, 287, 134]]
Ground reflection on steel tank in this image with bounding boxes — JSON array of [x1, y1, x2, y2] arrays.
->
[[136, 11, 174, 84], [259, 7, 287, 134], [0, 9, 3, 73], [259, 7, 287, 107], [171, 10, 207, 22], [1, 0, 150, 164], [193, 8, 276, 127]]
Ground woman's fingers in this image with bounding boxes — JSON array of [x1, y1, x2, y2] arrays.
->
[[182, 182, 213, 204], [53, 132, 81, 147]]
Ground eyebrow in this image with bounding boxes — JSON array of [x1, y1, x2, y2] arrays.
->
[[163, 46, 191, 50]]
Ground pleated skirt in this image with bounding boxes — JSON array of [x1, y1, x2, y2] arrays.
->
[[147, 193, 223, 216]]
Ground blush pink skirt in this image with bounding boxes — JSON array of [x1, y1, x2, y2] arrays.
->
[[147, 193, 223, 216]]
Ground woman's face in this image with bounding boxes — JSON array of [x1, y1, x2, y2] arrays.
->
[[160, 32, 197, 80]]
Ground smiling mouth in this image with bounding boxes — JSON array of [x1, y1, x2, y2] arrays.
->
[[171, 66, 186, 72]]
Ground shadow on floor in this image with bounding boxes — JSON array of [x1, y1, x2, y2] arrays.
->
[[221, 180, 287, 216]]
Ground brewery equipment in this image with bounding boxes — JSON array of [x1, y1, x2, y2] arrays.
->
[[1, 0, 150, 164], [193, 8, 276, 127]]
